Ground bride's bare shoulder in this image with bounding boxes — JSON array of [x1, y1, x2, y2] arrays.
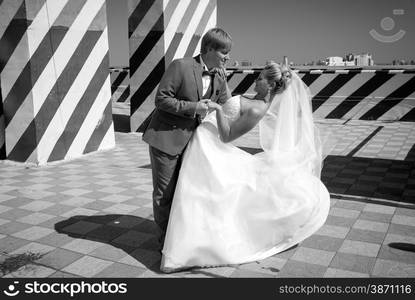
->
[[239, 95, 254, 111], [240, 96, 267, 118]]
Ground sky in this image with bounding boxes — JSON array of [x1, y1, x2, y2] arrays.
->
[[106, 0, 415, 67]]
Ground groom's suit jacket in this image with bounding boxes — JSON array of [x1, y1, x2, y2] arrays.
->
[[142, 55, 231, 156]]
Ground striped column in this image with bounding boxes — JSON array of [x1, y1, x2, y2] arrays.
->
[[226, 68, 415, 122], [128, 0, 217, 132], [0, 0, 115, 165], [0, 83, 4, 159]]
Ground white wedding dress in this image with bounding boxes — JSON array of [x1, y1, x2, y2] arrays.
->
[[161, 73, 330, 271]]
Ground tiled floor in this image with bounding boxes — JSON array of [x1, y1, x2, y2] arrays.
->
[[0, 121, 414, 278]]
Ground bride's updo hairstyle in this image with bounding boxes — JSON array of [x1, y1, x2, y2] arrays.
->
[[263, 61, 292, 95]]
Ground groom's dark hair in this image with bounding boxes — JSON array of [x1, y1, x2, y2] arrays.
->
[[201, 28, 232, 54]]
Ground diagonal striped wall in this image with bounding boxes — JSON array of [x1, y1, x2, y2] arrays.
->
[[0, 82, 4, 159], [226, 68, 415, 122], [128, 0, 217, 132], [0, 0, 115, 164], [110, 67, 131, 132], [110, 67, 130, 103]]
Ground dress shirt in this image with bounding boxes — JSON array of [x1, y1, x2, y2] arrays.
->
[[199, 56, 212, 96]]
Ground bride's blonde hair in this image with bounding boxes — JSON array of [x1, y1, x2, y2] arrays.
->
[[263, 61, 292, 95]]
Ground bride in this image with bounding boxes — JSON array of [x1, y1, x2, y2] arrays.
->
[[160, 62, 330, 273]]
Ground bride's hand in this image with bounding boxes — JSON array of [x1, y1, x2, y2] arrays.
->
[[210, 67, 228, 80], [206, 100, 222, 112]]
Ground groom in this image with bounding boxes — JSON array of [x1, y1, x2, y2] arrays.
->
[[141, 28, 233, 250]]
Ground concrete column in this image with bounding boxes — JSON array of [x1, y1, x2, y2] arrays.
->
[[0, 0, 115, 164], [127, 0, 217, 132]]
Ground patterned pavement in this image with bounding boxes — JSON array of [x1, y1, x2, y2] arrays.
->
[[0, 121, 415, 278]]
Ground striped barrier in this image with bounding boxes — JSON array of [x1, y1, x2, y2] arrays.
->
[[227, 68, 415, 122], [128, 0, 217, 132], [110, 67, 130, 103], [0, 0, 115, 164], [0, 83, 4, 159], [110, 67, 130, 132]]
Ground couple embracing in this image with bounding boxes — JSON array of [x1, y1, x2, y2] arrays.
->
[[141, 28, 330, 273]]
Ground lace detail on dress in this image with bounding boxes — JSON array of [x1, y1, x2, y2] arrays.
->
[[202, 95, 241, 126], [222, 96, 241, 123]]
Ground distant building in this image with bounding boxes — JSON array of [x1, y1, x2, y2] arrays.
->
[[326, 56, 344, 66], [283, 56, 288, 66], [345, 53, 354, 62], [316, 59, 326, 66], [323, 53, 374, 67], [392, 59, 415, 65], [241, 60, 252, 67], [354, 53, 374, 66]]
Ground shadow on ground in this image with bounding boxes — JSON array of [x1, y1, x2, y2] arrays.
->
[[54, 214, 299, 277], [55, 214, 162, 273], [389, 243, 415, 253]]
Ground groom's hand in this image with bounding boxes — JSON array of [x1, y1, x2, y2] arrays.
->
[[210, 67, 227, 80], [206, 100, 221, 112], [195, 99, 210, 117]]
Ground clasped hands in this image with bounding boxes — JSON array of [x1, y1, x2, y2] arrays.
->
[[195, 99, 221, 117], [209, 67, 228, 79]]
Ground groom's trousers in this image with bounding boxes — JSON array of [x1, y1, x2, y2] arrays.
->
[[149, 146, 183, 245]]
